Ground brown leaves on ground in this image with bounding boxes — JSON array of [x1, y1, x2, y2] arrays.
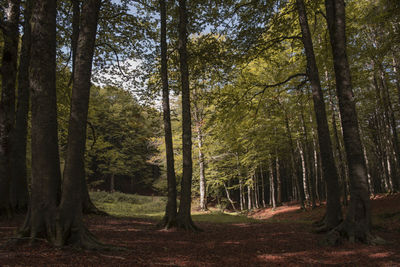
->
[[1, 194, 400, 266]]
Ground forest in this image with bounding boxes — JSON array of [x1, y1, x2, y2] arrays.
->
[[0, 0, 400, 265]]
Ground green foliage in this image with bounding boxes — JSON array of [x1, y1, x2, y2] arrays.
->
[[86, 86, 161, 189]]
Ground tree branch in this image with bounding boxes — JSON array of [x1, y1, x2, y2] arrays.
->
[[253, 73, 307, 98]]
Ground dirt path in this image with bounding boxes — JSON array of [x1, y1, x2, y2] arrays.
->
[[1, 195, 400, 266]]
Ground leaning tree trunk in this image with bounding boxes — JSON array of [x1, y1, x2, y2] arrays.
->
[[56, 0, 104, 248], [296, 0, 342, 230], [324, 0, 377, 244], [0, 0, 20, 217], [10, 0, 31, 213], [159, 0, 178, 229], [19, 0, 61, 242], [176, 0, 198, 231]]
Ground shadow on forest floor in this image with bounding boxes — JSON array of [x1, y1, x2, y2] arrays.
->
[[1, 193, 400, 266]]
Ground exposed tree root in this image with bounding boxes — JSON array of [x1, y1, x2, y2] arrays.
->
[[175, 217, 202, 232], [321, 220, 386, 246], [82, 198, 108, 216], [157, 215, 177, 230]]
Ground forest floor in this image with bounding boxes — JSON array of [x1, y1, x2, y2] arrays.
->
[[1, 194, 400, 266]]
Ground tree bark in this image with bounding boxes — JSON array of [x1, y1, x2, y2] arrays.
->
[[159, 0, 178, 229], [269, 160, 276, 209], [56, 0, 103, 248], [275, 157, 282, 205], [0, 0, 20, 217], [297, 0, 342, 229], [324, 0, 375, 244], [176, 0, 198, 231], [197, 119, 207, 211], [9, 0, 31, 213], [19, 0, 61, 242]]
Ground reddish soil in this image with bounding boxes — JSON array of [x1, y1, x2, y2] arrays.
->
[[1, 194, 400, 266]]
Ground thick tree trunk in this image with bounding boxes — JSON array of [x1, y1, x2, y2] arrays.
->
[[176, 0, 198, 231], [159, 0, 178, 229], [297, 0, 342, 229], [56, 0, 103, 248], [0, 0, 20, 217], [324, 0, 376, 244], [9, 0, 31, 213], [19, 0, 61, 241]]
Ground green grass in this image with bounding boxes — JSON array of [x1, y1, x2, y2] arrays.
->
[[90, 191, 166, 219], [90, 191, 258, 223]]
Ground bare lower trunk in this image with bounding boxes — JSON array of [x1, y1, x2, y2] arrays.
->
[[9, 0, 31, 213], [324, 0, 374, 244], [0, 0, 21, 217], [159, 0, 177, 229], [247, 184, 252, 210], [260, 165, 266, 207], [297, 0, 342, 228], [56, 0, 104, 248], [269, 161, 276, 209], [19, 0, 61, 242], [176, 0, 198, 231]]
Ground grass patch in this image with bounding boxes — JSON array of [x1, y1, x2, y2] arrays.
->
[[90, 191, 166, 219], [192, 211, 259, 224], [90, 191, 260, 223]]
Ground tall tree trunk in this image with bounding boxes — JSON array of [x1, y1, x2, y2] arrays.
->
[[9, 0, 31, 213], [324, 0, 375, 244], [176, 0, 198, 231], [159, 0, 177, 229], [197, 122, 207, 211], [297, 0, 342, 229], [378, 65, 400, 191], [19, 0, 61, 241], [284, 113, 305, 209], [260, 164, 266, 207], [269, 160, 276, 209], [56, 0, 103, 248], [0, 0, 20, 217], [298, 140, 309, 204], [275, 157, 282, 205]]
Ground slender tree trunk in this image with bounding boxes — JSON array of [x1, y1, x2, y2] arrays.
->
[[275, 157, 282, 205], [176, 0, 198, 230], [325, 0, 375, 244], [269, 160, 276, 209], [9, 0, 31, 213], [378, 66, 400, 191], [253, 174, 259, 209], [197, 124, 207, 210], [247, 184, 252, 210], [223, 182, 237, 212], [0, 0, 20, 217], [260, 165, 266, 207], [159, 0, 178, 229], [284, 113, 305, 209], [297, 0, 342, 229], [19, 0, 61, 241], [298, 140, 309, 204]]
